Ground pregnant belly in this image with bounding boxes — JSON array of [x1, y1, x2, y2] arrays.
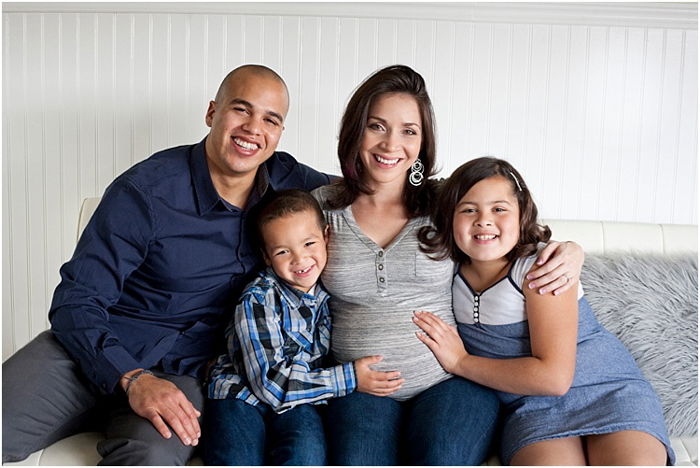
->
[[331, 322, 452, 400]]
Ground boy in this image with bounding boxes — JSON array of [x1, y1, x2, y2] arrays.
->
[[204, 189, 403, 465]]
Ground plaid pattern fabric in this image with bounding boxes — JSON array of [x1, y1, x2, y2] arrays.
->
[[207, 267, 356, 413]]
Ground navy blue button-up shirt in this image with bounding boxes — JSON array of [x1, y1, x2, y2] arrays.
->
[[49, 138, 331, 393]]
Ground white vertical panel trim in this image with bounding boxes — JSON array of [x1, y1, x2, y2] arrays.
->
[[58, 13, 65, 273], [203, 15, 209, 124], [411, 20, 416, 65], [614, 28, 629, 221], [465, 24, 475, 157], [446, 22, 456, 165], [296, 17, 302, 154], [40, 13, 50, 323], [539, 25, 553, 191], [5, 13, 16, 352], [503, 24, 513, 163], [148, 14, 153, 154], [634, 28, 648, 219], [429, 20, 436, 101], [485, 24, 494, 151], [22, 13, 34, 338], [651, 29, 667, 222], [576, 26, 591, 219], [166, 14, 172, 146], [129, 14, 135, 165], [333, 17, 340, 146], [111, 14, 117, 181], [615, 28, 628, 220], [75, 14, 81, 202], [670, 30, 686, 217], [557, 25, 572, 219], [92, 13, 98, 195], [314, 18, 321, 169], [185, 14, 191, 118], [522, 25, 532, 167], [594, 27, 610, 219]]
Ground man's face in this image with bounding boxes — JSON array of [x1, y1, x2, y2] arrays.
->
[[204, 72, 288, 183]]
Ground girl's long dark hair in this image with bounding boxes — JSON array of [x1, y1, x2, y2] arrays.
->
[[419, 157, 551, 265], [327, 64, 439, 217]]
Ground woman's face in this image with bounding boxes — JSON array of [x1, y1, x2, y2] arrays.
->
[[359, 92, 422, 190]]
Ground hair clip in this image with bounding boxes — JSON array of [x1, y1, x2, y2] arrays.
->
[[509, 171, 523, 192]]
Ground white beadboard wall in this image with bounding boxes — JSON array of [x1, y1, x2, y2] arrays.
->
[[2, 2, 697, 358]]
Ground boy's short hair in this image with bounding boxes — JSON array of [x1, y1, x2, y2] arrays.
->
[[256, 189, 326, 241]]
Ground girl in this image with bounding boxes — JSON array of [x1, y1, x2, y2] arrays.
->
[[415, 157, 674, 465]]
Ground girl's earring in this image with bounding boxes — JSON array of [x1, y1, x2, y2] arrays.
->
[[409, 159, 424, 187]]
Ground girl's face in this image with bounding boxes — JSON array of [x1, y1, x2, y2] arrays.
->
[[359, 92, 422, 190], [453, 176, 521, 264]]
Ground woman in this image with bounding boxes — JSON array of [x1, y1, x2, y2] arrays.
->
[[312, 64, 584, 465]]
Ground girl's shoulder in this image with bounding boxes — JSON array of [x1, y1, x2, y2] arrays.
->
[[509, 243, 548, 292]]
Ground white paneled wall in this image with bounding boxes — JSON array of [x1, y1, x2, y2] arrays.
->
[[2, 2, 697, 358]]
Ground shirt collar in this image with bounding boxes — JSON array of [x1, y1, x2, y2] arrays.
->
[[264, 267, 329, 308], [190, 137, 221, 215], [191, 137, 273, 215]]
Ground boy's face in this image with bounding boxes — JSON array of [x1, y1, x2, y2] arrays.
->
[[262, 210, 329, 293]]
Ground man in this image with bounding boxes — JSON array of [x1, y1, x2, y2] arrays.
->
[[2, 65, 330, 465]]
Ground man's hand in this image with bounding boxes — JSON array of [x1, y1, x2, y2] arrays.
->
[[354, 356, 404, 397], [122, 371, 201, 446], [527, 241, 584, 295]]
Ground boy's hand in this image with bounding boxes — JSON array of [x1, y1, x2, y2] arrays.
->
[[354, 356, 403, 397], [413, 311, 468, 374]]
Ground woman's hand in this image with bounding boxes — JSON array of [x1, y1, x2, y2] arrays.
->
[[527, 241, 584, 296], [354, 356, 404, 397], [413, 311, 468, 374]]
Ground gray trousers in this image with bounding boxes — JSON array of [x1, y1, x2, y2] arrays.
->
[[2, 331, 205, 465]]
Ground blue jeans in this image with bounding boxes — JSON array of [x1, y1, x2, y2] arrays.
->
[[324, 377, 500, 465], [202, 398, 326, 465]]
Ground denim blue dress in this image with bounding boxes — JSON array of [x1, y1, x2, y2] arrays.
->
[[453, 250, 675, 465]]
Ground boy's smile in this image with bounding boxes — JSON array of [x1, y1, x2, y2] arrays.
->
[[262, 209, 329, 293]]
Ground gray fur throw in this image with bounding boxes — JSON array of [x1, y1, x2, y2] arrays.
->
[[581, 253, 698, 437]]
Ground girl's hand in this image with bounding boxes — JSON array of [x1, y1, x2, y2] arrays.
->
[[354, 356, 404, 397], [412, 311, 468, 374], [527, 241, 584, 296]]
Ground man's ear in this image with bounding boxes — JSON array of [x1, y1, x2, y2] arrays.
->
[[323, 225, 330, 242], [205, 101, 216, 127]]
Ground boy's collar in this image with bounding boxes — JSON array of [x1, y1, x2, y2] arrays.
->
[[263, 267, 327, 305]]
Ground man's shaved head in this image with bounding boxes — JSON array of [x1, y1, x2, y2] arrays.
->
[[214, 64, 289, 104]]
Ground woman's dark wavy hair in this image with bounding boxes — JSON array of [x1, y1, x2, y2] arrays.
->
[[326, 64, 439, 217], [419, 157, 551, 265]]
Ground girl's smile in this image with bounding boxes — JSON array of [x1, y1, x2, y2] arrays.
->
[[452, 175, 521, 264]]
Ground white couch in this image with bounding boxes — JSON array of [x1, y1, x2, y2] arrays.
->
[[4, 198, 698, 466]]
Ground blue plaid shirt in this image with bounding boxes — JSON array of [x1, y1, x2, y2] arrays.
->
[[208, 267, 357, 413]]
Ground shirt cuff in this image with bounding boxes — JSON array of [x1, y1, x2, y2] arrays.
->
[[332, 362, 357, 397], [93, 346, 142, 394]]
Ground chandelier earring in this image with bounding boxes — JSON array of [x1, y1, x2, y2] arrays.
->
[[409, 159, 424, 187]]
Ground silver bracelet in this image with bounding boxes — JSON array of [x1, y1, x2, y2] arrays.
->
[[124, 369, 154, 394]]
